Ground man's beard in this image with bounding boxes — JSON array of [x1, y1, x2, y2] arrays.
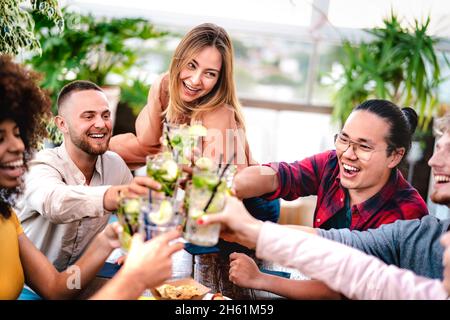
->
[[69, 129, 110, 156], [430, 187, 450, 207]]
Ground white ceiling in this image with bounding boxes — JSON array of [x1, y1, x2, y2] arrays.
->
[[65, 0, 450, 42]]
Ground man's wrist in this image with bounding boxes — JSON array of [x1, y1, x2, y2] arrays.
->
[[252, 269, 270, 291], [104, 186, 120, 211], [257, 272, 275, 291]]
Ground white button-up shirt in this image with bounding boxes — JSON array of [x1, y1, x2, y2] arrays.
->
[[17, 143, 133, 271]]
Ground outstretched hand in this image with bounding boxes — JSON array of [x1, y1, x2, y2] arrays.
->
[[104, 176, 162, 211], [121, 230, 184, 290]]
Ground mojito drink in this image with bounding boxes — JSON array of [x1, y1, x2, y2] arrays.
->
[[116, 197, 143, 252], [146, 152, 180, 197], [142, 198, 182, 240], [183, 169, 228, 247], [163, 122, 207, 165]]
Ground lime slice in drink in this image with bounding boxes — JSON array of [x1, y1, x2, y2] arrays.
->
[[161, 159, 179, 182], [149, 200, 173, 225], [189, 208, 204, 220], [123, 198, 141, 215], [189, 124, 207, 137], [171, 134, 182, 146], [217, 181, 228, 193], [120, 231, 132, 251], [207, 192, 226, 213], [205, 176, 220, 190], [192, 175, 206, 189], [161, 151, 173, 159], [195, 157, 213, 171]]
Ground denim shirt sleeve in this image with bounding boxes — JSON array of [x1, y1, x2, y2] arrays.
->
[[257, 222, 449, 300], [318, 216, 447, 280], [317, 222, 402, 266]]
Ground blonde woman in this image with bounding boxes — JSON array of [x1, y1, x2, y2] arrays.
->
[[110, 23, 279, 222]]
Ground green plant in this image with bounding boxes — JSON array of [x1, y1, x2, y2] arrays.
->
[[45, 117, 63, 145], [0, 0, 63, 54], [120, 78, 150, 116], [332, 13, 447, 131], [27, 8, 167, 113]]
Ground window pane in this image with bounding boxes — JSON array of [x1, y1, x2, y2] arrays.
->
[[235, 33, 312, 103], [312, 43, 342, 105], [438, 51, 450, 106]]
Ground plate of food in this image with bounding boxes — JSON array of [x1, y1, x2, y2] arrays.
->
[[151, 278, 211, 300], [202, 293, 231, 300]]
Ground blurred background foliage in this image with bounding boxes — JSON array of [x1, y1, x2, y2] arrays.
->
[[332, 13, 449, 132], [0, 0, 63, 55], [28, 7, 168, 114]]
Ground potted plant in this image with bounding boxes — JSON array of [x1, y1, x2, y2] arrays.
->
[[114, 77, 150, 135], [332, 13, 445, 132], [330, 13, 448, 198], [27, 8, 167, 116], [0, 0, 63, 55], [1, 1, 64, 149]]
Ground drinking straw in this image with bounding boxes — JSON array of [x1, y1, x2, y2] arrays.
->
[[163, 119, 174, 152], [217, 153, 223, 174], [203, 152, 236, 213], [170, 174, 181, 209], [123, 213, 135, 236], [143, 201, 150, 240]]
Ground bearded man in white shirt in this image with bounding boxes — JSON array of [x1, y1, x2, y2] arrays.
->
[[18, 80, 160, 271]]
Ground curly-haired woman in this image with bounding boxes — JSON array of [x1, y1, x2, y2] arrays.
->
[[0, 55, 183, 300]]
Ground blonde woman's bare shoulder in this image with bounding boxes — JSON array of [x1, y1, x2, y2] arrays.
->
[[160, 72, 170, 90], [202, 104, 237, 128], [146, 72, 170, 111], [159, 73, 170, 107], [206, 103, 235, 118]]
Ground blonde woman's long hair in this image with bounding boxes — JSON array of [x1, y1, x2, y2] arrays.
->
[[165, 23, 245, 129]]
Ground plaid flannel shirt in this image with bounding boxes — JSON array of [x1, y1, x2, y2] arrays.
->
[[263, 150, 428, 230]]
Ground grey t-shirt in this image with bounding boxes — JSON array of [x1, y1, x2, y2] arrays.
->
[[317, 215, 450, 280]]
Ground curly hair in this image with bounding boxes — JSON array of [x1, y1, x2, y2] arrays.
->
[[0, 55, 52, 218]]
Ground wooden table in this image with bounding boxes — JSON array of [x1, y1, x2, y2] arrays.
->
[[78, 241, 306, 300]]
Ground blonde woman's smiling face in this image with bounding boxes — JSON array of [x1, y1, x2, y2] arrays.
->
[[179, 46, 222, 103]]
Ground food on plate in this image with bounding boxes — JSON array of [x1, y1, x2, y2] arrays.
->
[[156, 284, 201, 300], [211, 293, 226, 300]]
